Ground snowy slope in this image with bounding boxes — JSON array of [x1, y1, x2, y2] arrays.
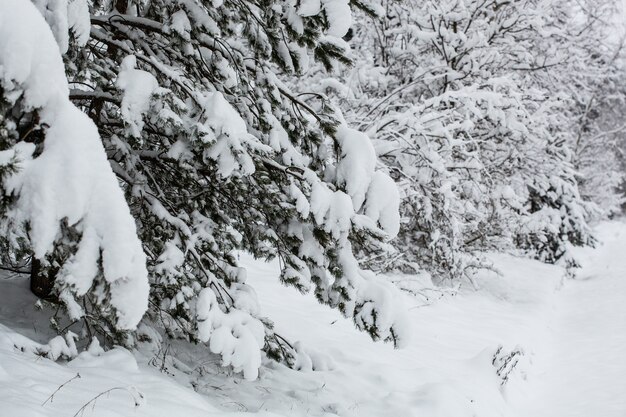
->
[[0, 277, 278, 417], [234, 252, 561, 417], [1, 222, 625, 416]]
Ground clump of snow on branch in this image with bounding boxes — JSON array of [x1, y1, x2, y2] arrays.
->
[[334, 124, 401, 238], [196, 288, 265, 380], [364, 171, 401, 238], [198, 91, 272, 177], [321, 0, 351, 37], [295, 0, 352, 37], [116, 55, 160, 138], [338, 245, 409, 346], [335, 124, 376, 211], [31, 0, 90, 53]]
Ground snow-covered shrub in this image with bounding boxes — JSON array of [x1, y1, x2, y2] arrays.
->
[[551, 2, 626, 218], [301, 0, 614, 280]]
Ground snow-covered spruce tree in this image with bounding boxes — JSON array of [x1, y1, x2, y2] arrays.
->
[[9, 0, 408, 379], [0, 0, 149, 333], [303, 0, 598, 279]]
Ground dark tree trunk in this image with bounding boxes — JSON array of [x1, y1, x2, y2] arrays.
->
[[114, 0, 128, 13], [30, 257, 58, 301], [107, 0, 130, 57]]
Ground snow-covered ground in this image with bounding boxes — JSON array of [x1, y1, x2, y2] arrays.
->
[[509, 222, 626, 417], [1, 222, 625, 416]]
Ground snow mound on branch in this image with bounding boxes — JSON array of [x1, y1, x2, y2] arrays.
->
[[334, 125, 401, 237], [0, 0, 148, 330], [338, 245, 409, 346], [170, 10, 192, 40], [364, 171, 401, 238], [198, 91, 272, 177], [308, 179, 354, 240], [0, 3, 67, 109], [335, 125, 377, 211], [117, 55, 160, 138], [31, 0, 91, 53], [196, 288, 265, 380], [321, 0, 351, 37], [295, 0, 351, 37], [297, 0, 321, 16], [67, 0, 90, 47]]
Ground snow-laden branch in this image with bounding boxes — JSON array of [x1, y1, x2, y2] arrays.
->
[[0, 0, 148, 330]]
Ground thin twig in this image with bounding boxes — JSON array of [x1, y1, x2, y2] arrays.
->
[[73, 387, 141, 417], [42, 373, 81, 406]]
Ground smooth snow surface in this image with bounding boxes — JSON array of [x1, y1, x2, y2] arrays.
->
[[510, 221, 626, 417], [0, 221, 625, 416]]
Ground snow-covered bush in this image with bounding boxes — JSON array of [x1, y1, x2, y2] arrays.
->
[[551, 2, 626, 218], [301, 0, 616, 280]]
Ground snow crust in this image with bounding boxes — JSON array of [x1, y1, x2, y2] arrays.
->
[[508, 222, 626, 417]]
